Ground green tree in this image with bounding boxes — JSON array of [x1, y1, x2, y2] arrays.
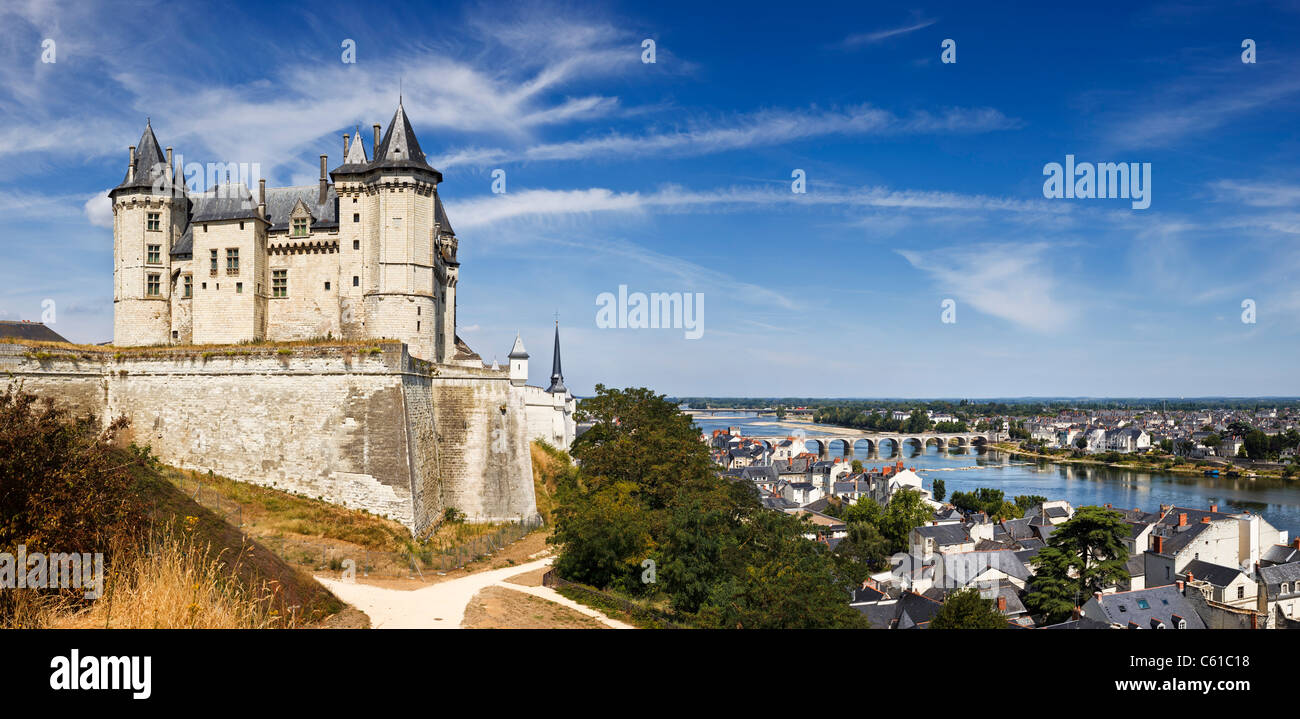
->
[[851, 459, 863, 473], [929, 588, 1008, 629], [832, 521, 891, 584], [932, 478, 946, 502], [882, 489, 932, 554], [1025, 506, 1130, 623], [1014, 495, 1047, 513], [905, 410, 932, 433], [549, 481, 653, 593]]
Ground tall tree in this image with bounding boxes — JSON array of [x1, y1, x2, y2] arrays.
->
[[1025, 506, 1130, 623]]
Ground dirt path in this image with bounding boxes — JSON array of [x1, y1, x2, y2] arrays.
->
[[317, 557, 633, 629]]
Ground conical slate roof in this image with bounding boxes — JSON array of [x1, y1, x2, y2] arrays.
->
[[371, 101, 441, 179], [508, 333, 529, 359], [332, 127, 371, 174], [113, 119, 171, 194], [434, 193, 454, 236]]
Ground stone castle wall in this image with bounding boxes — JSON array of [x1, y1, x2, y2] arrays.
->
[[0, 342, 537, 536]]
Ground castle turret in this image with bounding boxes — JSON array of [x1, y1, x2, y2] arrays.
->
[[332, 101, 446, 361], [110, 119, 186, 346], [508, 333, 529, 387]]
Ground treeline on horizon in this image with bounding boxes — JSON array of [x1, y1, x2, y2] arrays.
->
[[672, 397, 1300, 413]]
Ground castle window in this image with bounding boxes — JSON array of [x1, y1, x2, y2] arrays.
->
[[201, 282, 207, 290], [147, 212, 160, 231], [324, 281, 331, 291], [147, 244, 161, 264], [239, 221, 245, 230], [353, 275, 359, 287], [236, 282, 243, 294], [353, 239, 359, 250], [183, 275, 192, 298], [1283, 582, 1291, 594], [226, 248, 239, 275], [292, 218, 308, 237], [172, 330, 178, 340], [209, 249, 218, 276], [353, 213, 360, 223], [147, 273, 160, 296], [272, 269, 288, 298], [1237, 585, 1245, 600], [416, 321, 420, 332]]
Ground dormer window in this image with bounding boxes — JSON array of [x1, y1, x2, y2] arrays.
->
[[289, 197, 314, 237]]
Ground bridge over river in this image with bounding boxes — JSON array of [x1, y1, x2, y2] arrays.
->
[[745, 431, 999, 461]]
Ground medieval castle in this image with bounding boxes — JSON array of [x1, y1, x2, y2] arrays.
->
[[1, 102, 573, 535]]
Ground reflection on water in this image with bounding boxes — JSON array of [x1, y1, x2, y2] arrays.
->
[[693, 414, 1300, 538]]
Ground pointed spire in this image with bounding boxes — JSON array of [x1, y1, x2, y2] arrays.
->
[[370, 101, 442, 180], [113, 119, 169, 193], [508, 333, 529, 359], [546, 321, 567, 394], [344, 125, 368, 165]]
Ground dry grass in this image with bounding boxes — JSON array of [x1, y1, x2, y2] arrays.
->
[[50, 524, 296, 629], [530, 440, 574, 523]]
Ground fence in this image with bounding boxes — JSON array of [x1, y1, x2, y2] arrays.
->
[[543, 570, 685, 629], [285, 515, 546, 580], [170, 471, 243, 528]]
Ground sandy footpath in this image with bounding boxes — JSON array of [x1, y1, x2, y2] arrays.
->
[[317, 557, 633, 629]]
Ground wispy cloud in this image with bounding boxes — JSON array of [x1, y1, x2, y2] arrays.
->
[[841, 18, 937, 48], [1209, 179, 1300, 208], [451, 182, 1065, 230], [898, 243, 1075, 333], [437, 105, 1017, 168]]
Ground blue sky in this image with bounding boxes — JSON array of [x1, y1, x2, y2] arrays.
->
[[2, 0, 1299, 397]]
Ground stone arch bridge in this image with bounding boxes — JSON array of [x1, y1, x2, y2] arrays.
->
[[750, 432, 997, 461]]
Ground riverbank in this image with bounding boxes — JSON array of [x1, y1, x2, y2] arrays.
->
[[989, 442, 1296, 481]]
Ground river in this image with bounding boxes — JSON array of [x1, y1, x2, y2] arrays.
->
[[692, 413, 1300, 538]]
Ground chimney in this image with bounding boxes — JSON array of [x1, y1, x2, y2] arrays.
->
[[1071, 606, 1082, 620], [319, 155, 329, 204], [1186, 572, 1195, 584], [1093, 591, 1103, 603], [164, 146, 174, 189], [343, 134, 350, 157], [996, 596, 1007, 613], [373, 123, 382, 154], [258, 178, 266, 219], [1154, 535, 1164, 554], [128, 146, 136, 181], [1294, 537, 1300, 551], [1176, 580, 1184, 592], [1178, 513, 1187, 527], [1201, 516, 1210, 524], [1210, 504, 1218, 513]]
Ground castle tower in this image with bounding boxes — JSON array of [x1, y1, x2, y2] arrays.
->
[[508, 333, 529, 386], [110, 120, 186, 346], [331, 101, 445, 361]]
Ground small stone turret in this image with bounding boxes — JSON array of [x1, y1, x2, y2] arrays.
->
[[508, 333, 529, 387]]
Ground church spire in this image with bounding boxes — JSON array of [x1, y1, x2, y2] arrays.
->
[[545, 321, 567, 394]]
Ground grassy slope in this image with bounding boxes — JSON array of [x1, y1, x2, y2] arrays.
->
[[134, 467, 345, 624]]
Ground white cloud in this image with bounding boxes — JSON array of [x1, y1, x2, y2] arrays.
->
[[437, 104, 1019, 168], [841, 19, 938, 47], [898, 243, 1075, 333], [84, 191, 114, 228], [1209, 179, 1300, 208]]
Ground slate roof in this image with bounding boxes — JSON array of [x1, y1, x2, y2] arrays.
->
[[264, 185, 339, 231], [370, 101, 442, 179], [1042, 616, 1111, 630], [1092, 584, 1206, 629], [189, 183, 259, 223], [0, 320, 71, 343], [940, 550, 1032, 583], [113, 120, 169, 193], [435, 194, 454, 236], [508, 334, 528, 359], [914, 523, 971, 546], [1153, 521, 1210, 556], [1262, 545, 1300, 565], [1181, 559, 1245, 588], [1258, 561, 1300, 592]]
